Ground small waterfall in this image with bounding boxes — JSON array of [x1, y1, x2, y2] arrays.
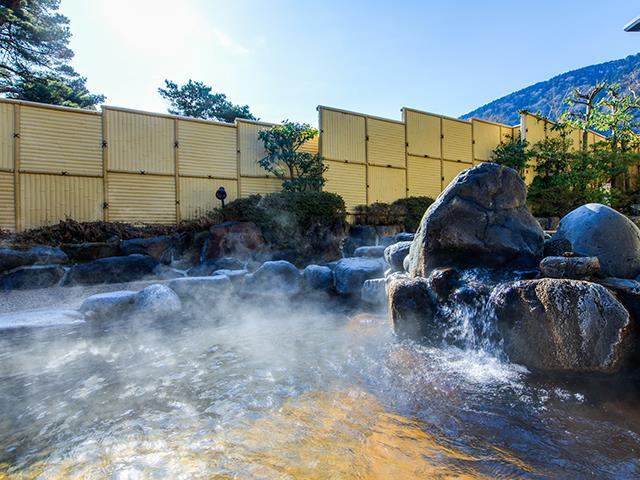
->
[[434, 268, 515, 357]]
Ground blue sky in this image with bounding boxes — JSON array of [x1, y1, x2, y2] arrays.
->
[[61, 0, 640, 125]]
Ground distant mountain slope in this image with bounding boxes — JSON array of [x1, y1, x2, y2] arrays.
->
[[461, 53, 640, 125]]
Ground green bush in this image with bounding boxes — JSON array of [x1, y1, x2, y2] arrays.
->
[[353, 196, 435, 232], [220, 191, 347, 262], [391, 196, 435, 232]]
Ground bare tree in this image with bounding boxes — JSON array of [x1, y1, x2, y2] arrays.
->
[[563, 82, 606, 150]]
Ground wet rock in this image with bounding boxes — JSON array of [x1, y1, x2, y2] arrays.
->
[[388, 277, 437, 339], [451, 286, 482, 306], [79, 290, 137, 320], [384, 241, 412, 272], [427, 267, 460, 302], [63, 254, 158, 286], [130, 284, 182, 319], [333, 257, 385, 294], [354, 245, 386, 258], [0, 265, 65, 290], [492, 278, 633, 373], [168, 276, 232, 303], [539, 256, 600, 279], [552, 203, 640, 279], [406, 163, 544, 276], [243, 260, 302, 296], [543, 237, 572, 257], [61, 241, 121, 263], [361, 278, 387, 305], [202, 221, 265, 261], [187, 257, 244, 277], [303, 265, 333, 290], [0, 245, 68, 273], [120, 235, 180, 265]]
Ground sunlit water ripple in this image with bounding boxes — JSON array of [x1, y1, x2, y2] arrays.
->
[[0, 296, 639, 479]]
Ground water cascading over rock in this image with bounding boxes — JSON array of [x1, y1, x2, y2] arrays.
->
[[388, 163, 638, 374]]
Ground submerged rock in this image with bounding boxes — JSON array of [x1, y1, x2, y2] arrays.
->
[[361, 278, 387, 305], [0, 265, 65, 290], [303, 265, 333, 290], [353, 245, 386, 258], [388, 277, 437, 339], [551, 203, 640, 278], [539, 256, 600, 279], [405, 163, 544, 276], [0, 245, 68, 273], [333, 257, 385, 294], [243, 260, 302, 296], [79, 290, 137, 320], [131, 284, 182, 318], [63, 254, 158, 286], [492, 278, 633, 373], [384, 241, 412, 272]]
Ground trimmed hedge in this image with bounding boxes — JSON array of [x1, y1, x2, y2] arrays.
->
[[221, 191, 347, 262], [353, 196, 434, 232]]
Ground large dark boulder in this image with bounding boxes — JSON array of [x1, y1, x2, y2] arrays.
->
[[0, 245, 68, 273], [61, 241, 121, 263], [492, 278, 633, 373], [0, 265, 65, 290], [405, 163, 544, 276], [333, 257, 385, 294], [202, 221, 265, 261], [551, 203, 640, 279], [388, 277, 437, 339], [63, 254, 158, 286]]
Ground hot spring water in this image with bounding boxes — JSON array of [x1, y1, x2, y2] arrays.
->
[[0, 282, 639, 479]]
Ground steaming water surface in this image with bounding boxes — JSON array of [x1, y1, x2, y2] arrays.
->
[[0, 295, 639, 479]]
